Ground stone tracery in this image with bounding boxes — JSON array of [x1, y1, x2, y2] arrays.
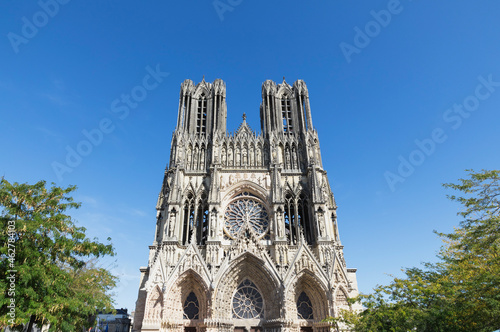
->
[[224, 192, 269, 239], [183, 292, 199, 319], [296, 291, 314, 320], [232, 279, 264, 319]]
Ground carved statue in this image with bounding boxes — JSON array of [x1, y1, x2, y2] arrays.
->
[[221, 147, 226, 165], [168, 211, 176, 237], [292, 146, 297, 169], [249, 147, 254, 166], [177, 145, 184, 162], [213, 143, 219, 163], [235, 147, 240, 166], [318, 212, 325, 237], [211, 211, 217, 235], [228, 148, 233, 166], [242, 148, 247, 166], [200, 149, 205, 169], [322, 183, 329, 201], [277, 211, 284, 238], [193, 147, 199, 170]]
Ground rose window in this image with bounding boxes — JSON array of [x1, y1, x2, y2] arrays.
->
[[232, 279, 264, 319], [224, 192, 269, 239]]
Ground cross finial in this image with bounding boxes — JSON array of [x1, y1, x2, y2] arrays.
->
[[242, 113, 247, 121], [283, 76, 286, 82]]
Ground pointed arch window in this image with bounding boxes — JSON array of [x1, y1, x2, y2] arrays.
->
[[284, 193, 313, 245], [197, 93, 208, 134], [183, 291, 200, 319], [281, 94, 293, 133], [196, 194, 209, 245], [298, 194, 313, 245], [180, 93, 192, 130], [182, 194, 195, 245], [232, 279, 264, 319], [284, 193, 297, 245], [298, 93, 308, 131], [297, 291, 314, 319]]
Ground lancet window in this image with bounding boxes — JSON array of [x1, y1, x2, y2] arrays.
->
[[181, 193, 195, 245], [297, 94, 308, 131], [284, 192, 313, 245], [196, 194, 209, 245], [298, 193, 313, 244], [284, 193, 297, 245], [196, 93, 208, 134], [179, 93, 191, 130], [181, 193, 209, 245], [281, 94, 293, 133]]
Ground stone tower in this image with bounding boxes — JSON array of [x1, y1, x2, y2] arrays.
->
[[133, 78, 360, 332]]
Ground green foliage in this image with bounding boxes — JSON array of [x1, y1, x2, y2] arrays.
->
[[0, 179, 117, 331], [344, 170, 500, 332]]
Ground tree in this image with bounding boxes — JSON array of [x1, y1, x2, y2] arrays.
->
[[344, 170, 500, 331], [0, 179, 117, 331]]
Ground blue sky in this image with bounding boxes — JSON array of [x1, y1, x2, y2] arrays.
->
[[1, 0, 500, 312]]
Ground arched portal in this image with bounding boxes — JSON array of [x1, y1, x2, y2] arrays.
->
[[213, 254, 281, 323], [286, 270, 329, 322], [163, 269, 209, 325]]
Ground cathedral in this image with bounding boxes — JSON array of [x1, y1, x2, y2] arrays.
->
[[133, 78, 360, 332]]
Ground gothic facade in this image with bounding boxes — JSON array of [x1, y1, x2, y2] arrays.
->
[[133, 78, 360, 332]]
